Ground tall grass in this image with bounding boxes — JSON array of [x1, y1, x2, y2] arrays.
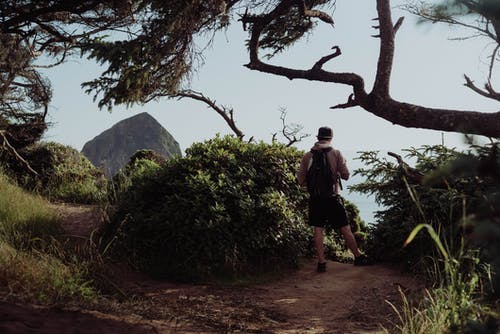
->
[[386, 262, 489, 333], [0, 243, 96, 302], [0, 172, 61, 249], [0, 172, 97, 302], [384, 224, 495, 333], [381, 173, 498, 333]]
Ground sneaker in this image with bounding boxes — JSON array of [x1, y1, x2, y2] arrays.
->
[[354, 254, 373, 266], [317, 262, 326, 273]]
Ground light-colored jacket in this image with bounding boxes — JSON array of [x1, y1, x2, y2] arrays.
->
[[297, 141, 350, 194]]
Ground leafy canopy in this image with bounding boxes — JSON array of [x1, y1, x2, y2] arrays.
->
[[82, 0, 332, 109]]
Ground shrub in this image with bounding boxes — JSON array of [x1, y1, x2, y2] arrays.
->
[[351, 144, 499, 280], [351, 146, 466, 268], [102, 136, 310, 281], [108, 149, 165, 204], [10, 142, 107, 204], [353, 144, 500, 331], [436, 142, 500, 299]]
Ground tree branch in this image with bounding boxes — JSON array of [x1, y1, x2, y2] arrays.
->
[[240, 0, 500, 138], [279, 107, 309, 146], [174, 90, 245, 139], [241, 1, 367, 98], [388, 151, 424, 184], [401, 3, 498, 42], [373, 99, 500, 138], [312, 46, 341, 71], [0, 130, 38, 176], [372, 0, 395, 98], [330, 93, 357, 109], [393, 16, 404, 34], [299, 0, 334, 25], [464, 75, 500, 103]]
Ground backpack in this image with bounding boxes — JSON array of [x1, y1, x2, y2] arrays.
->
[[306, 147, 335, 198]]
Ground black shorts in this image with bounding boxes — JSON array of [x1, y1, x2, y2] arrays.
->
[[308, 195, 348, 229]]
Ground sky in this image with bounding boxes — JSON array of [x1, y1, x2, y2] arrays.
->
[[40, 1, 499, 223]]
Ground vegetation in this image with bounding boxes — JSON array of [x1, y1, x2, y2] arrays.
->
[[0, 172, 61, 249], [1, 1, 498, 160], [78, 0, 499, 136], [385, 223, 497, 333], [108, 149, 165, 204], [0, 171, 96, 303], [0, 1, 135, 157], [1, 1, 499, 330], [0, 136, 498, 331], [351, 145, 483, 270], [351, 142, 500, 332], [5, 142, 107, 204], [101, 136, 312, 281]]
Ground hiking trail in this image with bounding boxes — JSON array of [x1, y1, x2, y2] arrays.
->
[[0, 204, 419, 334]]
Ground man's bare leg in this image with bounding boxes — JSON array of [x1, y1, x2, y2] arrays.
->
[[314, 227, 326, 263], [340, 225, 362, 257]]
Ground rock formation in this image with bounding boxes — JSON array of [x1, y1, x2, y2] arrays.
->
[[81, 112, 181, 177]]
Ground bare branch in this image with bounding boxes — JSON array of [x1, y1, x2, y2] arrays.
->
[[388, 151, 424, 184], [312, 46, 341, 71], [393, 16, 404, 34], [0, 130, 38, 176], [278, 107, 309, 147], [487, 44, 500, 83], [464, 75, 500, 103], [401, 2, 498, 41], [175, 90, 245, 139], [330, 93, 358, 109], [241, 1, 366, 96]]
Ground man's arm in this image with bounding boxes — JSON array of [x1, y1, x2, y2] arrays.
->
[[297, 152, 311, 186], [336, 150, 350, 181]]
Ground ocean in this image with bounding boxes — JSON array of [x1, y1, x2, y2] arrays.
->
[[340, 150, 385, 225], [343, 190, 380, 225]]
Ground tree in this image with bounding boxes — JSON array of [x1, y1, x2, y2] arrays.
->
[[0, 0, 135, 157], [2, 1, 498, 143], [403, 0, 500, 103], [81, 0, 499, 138]]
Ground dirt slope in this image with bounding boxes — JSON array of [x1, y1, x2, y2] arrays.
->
[[0, 204, 418, 334]]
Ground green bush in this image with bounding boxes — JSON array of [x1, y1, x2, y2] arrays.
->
[[351, 146, 465, 268], [353, 144, 500, 331], [102, 136, 310, 281], [351, 144, 498, 277], [10, 142, 107, 204], [108, 149, 164, 204]]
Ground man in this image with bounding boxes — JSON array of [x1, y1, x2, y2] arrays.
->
[[297, 126, 370, 272]]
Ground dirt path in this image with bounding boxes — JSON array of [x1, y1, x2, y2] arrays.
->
[[0, 204, 419, 334]]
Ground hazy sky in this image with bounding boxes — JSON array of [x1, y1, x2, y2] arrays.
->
[[40, 1, 498, 222]]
